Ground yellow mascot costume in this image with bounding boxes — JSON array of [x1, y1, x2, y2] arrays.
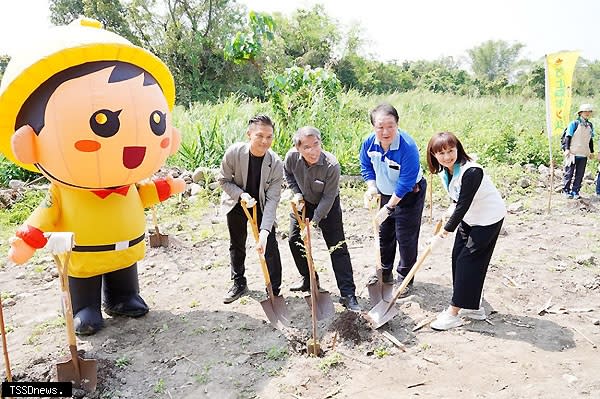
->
[[0, 18, 185, 335]]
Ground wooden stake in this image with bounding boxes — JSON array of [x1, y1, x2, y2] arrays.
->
[[572, 326, 597, 348], [380, 331, 406, 352]]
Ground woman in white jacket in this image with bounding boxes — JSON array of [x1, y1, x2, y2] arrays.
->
[[426, 132, 506, 331]]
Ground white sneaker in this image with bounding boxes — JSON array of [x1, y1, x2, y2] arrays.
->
[[458, 306, 486, 320], [430, 310, 464, 331]]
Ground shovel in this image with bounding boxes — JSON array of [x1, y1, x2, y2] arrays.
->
[[305, 221, 323, 356], [46, 233, 97, 392], [240, 202, 290, 331], [149, 207, 169, 248], [0, 293, 12, 384], [366, 196, 393, 305], [366, 244, 433, 330], [291, 203, 335, 320]]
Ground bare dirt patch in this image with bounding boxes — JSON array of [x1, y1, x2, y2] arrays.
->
[[1, 183, 600, 398]]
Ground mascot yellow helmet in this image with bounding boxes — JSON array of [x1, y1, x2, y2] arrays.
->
[[0, 18, 175, 172]]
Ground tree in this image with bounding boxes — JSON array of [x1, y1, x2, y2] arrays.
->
[[573, 58, 600, 97], [266, 5, 340, 69], [0, 55, 10, 81], [50, 0, 136, 43], [49, 0, 84, 25], [467, 40, 524, 82]]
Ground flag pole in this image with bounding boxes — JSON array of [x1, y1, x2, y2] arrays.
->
[[544, 55, 554, 214]]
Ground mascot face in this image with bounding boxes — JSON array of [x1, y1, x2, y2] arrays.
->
[[12, 62, 180, 190]]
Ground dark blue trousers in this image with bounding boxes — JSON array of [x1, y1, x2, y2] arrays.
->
[[379, 178, 427, 278], [563, 156, 587, 194]]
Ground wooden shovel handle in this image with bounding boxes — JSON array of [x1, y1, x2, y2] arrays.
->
[[53, 254, 77, 348], [240, 201, 274, 298], [53, 252, 82, 378], [151, 207, 158, 226], [0, 294, 12, 382], [290, 201, 306, 231], [305, 220, 318, 345], [383, 245, 433, 314]]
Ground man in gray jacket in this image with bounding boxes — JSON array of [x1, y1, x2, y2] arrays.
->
[[218, 115, 284, 304], [284, 126, 361, 312]]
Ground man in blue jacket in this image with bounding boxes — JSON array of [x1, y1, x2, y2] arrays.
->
[[360, 103, 426, 291]]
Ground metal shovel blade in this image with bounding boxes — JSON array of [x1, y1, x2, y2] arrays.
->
[[303, 290, 335, 320], [149, 227, 169, 248], [366, 299, 399, 330], [367, 282, 394, 305], [56, 347, 97, 392], [367, 269, 394, 305], [259, 295, 290, 330]]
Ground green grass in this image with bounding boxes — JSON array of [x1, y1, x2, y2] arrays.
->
[[171, 90, 595, 175]]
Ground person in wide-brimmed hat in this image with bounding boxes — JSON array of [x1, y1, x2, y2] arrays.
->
[[562, 103, 595, 199]]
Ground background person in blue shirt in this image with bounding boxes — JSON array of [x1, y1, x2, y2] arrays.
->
[[360, 103, 427, 291], [563, 103, 595, 199]]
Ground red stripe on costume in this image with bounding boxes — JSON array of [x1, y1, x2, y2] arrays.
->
[[15, 225, 47, 249], [154, 179, 171, 202]]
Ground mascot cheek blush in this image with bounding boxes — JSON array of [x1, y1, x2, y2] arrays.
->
[[0, 18, 185, 335]]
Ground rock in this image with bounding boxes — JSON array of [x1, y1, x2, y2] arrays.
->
[[538, 165, 549, 175], [15, 273, 26, 280], [208, 182, 219, 190], [190, 183, 202, 196], [507, 202, 524, 213], [575, 254, 596, 266], [3, 298, 16, 306], [518, 178, 531, 189], [8, 180, 26, 189], [192, 167, 206, 183], [562, 374, 578, 384]]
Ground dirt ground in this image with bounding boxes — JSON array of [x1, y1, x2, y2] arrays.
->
[[1, 173, 600, 399]]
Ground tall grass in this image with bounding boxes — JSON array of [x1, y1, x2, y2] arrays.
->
[[172, 90, 594, 173]]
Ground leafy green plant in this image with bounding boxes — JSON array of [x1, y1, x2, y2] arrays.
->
[[193, 364, 212, 385], [374, 346, 390, 358], [115, 356, 131, 369], [25, 316, 65, 345], [0, 157, 38, 187], [318, 352, 343, 373], [153, 378, 165, 394], [266, 346, 288, 361]]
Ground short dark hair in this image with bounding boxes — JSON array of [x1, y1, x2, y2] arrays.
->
[[426, 132, 472, 174], [16, 61, 159, 135], [248, 114, 275, 131], [370, 103, 399, 126]]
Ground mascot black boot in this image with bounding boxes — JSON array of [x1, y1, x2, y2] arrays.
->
[[69, 275, 103, 335], [103, 263, 149, 317]]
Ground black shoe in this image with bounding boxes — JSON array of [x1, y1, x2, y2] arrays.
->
[[396, 274, 414, 287], [73, 307, 104, 336], [104, 294, 149, 317], [103, 264, 149, 317], [340, 295, 362, 312], [223, 283, 248, 304], [69, 275, 103, 335], [267, 287, 281, 297], [290, 274, 320, 292], [366, 274, 379, 286], [382, 270, 394, 284], [395, 275, 414, 297], [290, 277, 310, 292]]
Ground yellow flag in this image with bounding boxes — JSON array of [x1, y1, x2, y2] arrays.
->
[[545, 51, 580, 138]]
